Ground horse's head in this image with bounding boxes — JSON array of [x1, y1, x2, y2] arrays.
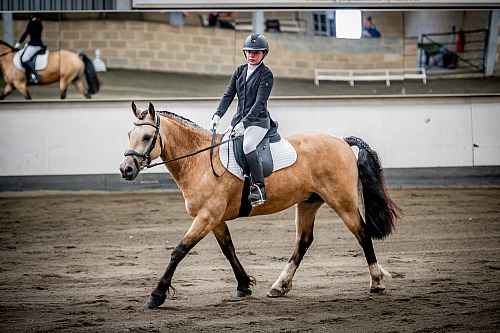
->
[[120, 102, 163, 180]]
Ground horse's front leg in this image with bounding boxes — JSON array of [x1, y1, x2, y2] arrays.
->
[[268, 201, 322, 297], [212, 221, 255, 297], [147, 214, 217, 309], [0, 83, 15, 100]]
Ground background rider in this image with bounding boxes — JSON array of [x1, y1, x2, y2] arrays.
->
[[15, 13, 44, 83]]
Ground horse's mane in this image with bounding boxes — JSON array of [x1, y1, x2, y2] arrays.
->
[[157, 110, 211, 135], [0, 40, 16, 51]]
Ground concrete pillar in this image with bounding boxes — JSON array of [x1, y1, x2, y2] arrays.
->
[[485, 10, 499, 76], [252, 10, 264, 34], [2, 12, 14, 45], [115, 0, 131, 11], [170, 12, 185, 26]]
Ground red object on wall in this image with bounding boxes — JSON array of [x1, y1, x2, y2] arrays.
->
[[457, 30, 465, 52]]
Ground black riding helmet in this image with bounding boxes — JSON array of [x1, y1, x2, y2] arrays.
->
[[242, 34, 269, 57]]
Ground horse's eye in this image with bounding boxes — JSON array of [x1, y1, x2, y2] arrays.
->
[[143, 135, 152, 142]]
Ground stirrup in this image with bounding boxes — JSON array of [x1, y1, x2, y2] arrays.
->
[[251, 198, 266, 207], [249, 185, 266, 207], [29, 74, 39, 84]]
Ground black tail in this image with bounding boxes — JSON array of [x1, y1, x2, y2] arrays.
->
[[79, 53, 100, 95], [344, 136, 402, 240]]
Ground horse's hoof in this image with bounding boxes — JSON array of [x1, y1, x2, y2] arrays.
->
[[369, 286, 386, 294], [234, 289, 252, 298], [146, 293, 166, 309], [267, 288, 285, 297]]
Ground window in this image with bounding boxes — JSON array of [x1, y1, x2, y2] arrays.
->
[[336, 10, 362, 39]]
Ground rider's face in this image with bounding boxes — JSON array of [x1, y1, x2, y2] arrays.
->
[[245, 50, 265, 66]]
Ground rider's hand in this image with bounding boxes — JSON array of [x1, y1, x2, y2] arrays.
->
[[209, 115, 220, 132], [14, 43, 21, 49], [233, 122, 245, 137]]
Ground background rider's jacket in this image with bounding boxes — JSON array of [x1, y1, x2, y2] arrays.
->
[[18, 19, 44, 47], [215, 63, 273, 129]]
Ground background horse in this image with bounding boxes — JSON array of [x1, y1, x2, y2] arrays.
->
[[120, 102, 402, 309], [0, 40, 100, 100]]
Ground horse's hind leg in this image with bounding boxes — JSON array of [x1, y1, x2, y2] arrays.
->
[[60, 80, 67, 99], [330, 200, 391, 293], [357, 214, 392, 293], [268, 199, 323, 297], [212, 221, 255, 297], [73, 79, 91, 99]]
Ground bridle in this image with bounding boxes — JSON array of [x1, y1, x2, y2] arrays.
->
[[123, 113, 237, 175], [124, 114, 163, 170]]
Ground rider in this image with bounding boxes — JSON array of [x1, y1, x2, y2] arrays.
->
[[15, 13, 44, 83], [209, 34, 273, 207]]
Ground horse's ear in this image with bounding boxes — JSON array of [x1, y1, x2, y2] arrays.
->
[[131, 101, 140, 118], [148, 102, 155, 120]]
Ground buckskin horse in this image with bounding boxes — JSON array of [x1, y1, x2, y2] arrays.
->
[[119, 102, 401, 309], [0, 40, 100, 100]]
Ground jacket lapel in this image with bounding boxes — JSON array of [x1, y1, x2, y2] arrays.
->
[[238, 65, 248, 88]]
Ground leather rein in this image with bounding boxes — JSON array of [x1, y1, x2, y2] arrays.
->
[[124, 114, 236, 175], [0, 49, 14, 57]]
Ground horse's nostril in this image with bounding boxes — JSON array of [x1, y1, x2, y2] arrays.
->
[[125, 166, 134, 175]]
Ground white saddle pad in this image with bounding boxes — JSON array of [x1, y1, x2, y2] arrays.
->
[[219, 132, 298, 181], [13, 47, 49, 72]]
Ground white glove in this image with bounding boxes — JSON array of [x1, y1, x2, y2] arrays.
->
[[209, 115, 220, 132], [233, 122, 245, 137], [14, 42, 21, 49]]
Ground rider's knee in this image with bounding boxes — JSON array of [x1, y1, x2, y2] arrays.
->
[[243, 139, 258, 155]]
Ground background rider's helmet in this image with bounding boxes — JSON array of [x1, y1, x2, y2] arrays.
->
[[242, 34, 269, 55]]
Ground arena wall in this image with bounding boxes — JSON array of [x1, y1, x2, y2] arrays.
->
[[0, 96, 498, 179]]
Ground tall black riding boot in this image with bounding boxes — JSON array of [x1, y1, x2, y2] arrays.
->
[[245, 150, 267, 207], [23, 62, 40, 83]]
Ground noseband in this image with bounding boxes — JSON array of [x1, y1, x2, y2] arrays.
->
[[124, 114, 163, 170]]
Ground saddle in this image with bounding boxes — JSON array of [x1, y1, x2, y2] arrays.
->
[[219, 121, 297, 182], [13, 45, 49, 73], [232, 121, 281, 178]]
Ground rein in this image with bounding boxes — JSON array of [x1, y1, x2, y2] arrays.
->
[[0, 50, 14, 57], [124, 114, 237, 173], [146, 131, 236, 171]]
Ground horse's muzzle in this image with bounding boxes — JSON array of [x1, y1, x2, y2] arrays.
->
[[119, 158, 139, 181]]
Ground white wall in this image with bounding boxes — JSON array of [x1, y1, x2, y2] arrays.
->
[[404, 11, 487, 38], [0, 95, 498, 177]]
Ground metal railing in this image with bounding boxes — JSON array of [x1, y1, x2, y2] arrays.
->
[[418, 28, 489, 73]]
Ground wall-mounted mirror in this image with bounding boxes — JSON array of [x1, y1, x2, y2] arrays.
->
[[1, 10, 498, 100]]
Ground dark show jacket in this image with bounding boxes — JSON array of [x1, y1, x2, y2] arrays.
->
[[18, 19, 44, 47], [215, 63, 273, 129]]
